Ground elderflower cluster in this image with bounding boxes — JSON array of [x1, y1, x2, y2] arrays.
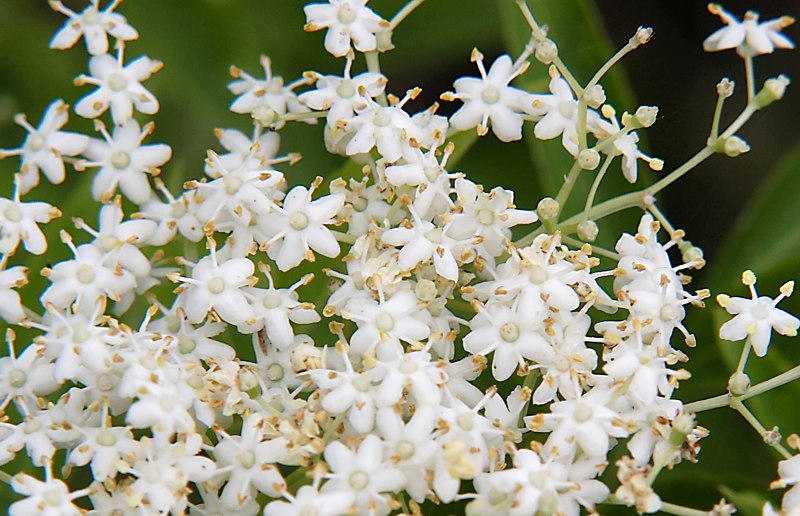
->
[[0, 1, 797, 515]]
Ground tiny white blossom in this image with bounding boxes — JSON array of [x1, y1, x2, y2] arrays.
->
[[703, 4, 795, 57], [717, 270, 799, 357], [0, 179, 62, 256], [49, 0, 138, 55], [75, 47, 162, 124], [304, 0, 388, 57], [0, 99, 89, 194], [10, 472, 88, 516]]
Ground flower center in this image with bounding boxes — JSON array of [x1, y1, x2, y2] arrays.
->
[[27, 132, 46, 152], [98, 234, 118, 251], [424, 166, 439, 182], [207, 276, 226, 294], [8, 368, 27, 388], [82, 7, 101, 25], [529, 470, 548, 489], [107, 72, 128, 92], [348, 471, 370, 490], [71, 326, 90, 344], [481, 84, 500, 104], [43, 487, 65, 507], [457, 412, 475, 431], [77, 264, 96, 284], [352, 196, 368, 212], [111, 150, 130, 169], [262, 290, 282, 309], [396, 440, 415, 460], [238, 450, 256, 469], [373, 110, 391, 127], [171, 201, 187, 219], [3, 204, 21, 223], [399, 358, 417, 375], [753, 300, 772, 320], [375, 312, 395, 332], [337, 3, 357, 24], [336, 79, 356, 98], [96, 373, 117, 391], [97, 429, 117, 447], [223, 174, 243, 195], [424, 227, 442, 244], [289, 211, 309, 230], [353, 374, 372, 392], [573, 401, 593, 423], [267, 363, 284, 381], [660, 304, 679, 321], [477, 209, 495, 225], [529, 265, 548, 285], [178, 335, 196, 354], [554, 354, 570, 372], [500, 322, 520, 342]]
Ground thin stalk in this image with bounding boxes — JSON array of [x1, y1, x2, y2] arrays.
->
[[709, 92, 726, 142], [390, 0, 427, 30], [734, 341, 752, 377], [553, 160, 583, 214], [744, 55, 756, 101], [583, 154, 614, 217], [563, 235, 619, 260], [515, 0, 583, 95], [365, 52, 388, 107], [659, 501, 711, 516], [685, 362, 800, 412], [730, 397, 792, 459], [330, 230, 357, 245]]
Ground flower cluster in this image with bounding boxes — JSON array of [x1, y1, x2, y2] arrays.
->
[[0, 1, 797, 515]]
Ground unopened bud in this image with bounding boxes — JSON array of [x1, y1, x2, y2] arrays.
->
[[672, 413, 696, 437], [577, 220, 599, 242], [728, 371, 751, 397], [290, 335, 322, 372], [631, 26, 653, 47], [578, 148, 601, 170], [239, 368, 260, 393], [376, 29, 395, 52], [716, 77, 734, 98], [534, 39, 558, 64], [634, 105, 658, 128], [756, 75, 790, 108], [415, 279, 438, 302], [722, 136, 750, 157], [679, 241, 705, 265], [536, 197, 560, 221], [583, 84, 606, 109]]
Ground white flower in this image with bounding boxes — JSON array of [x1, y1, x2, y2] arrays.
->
[[592, 105, 662, 183], [266, 484, 354, 516], [170, 244, 257, 326], [78, 120, 171, 204], [445, 50, 534, 141], [0, 99, 89, 194], [703, 4, 795, 57], [322, 435, 405, 514], [10, 473, 88, 516], [304, 0, 388, 57], [341, 95, 421, 163], [67, 424, 139, 482], [41, 232, 137, 314], [49, 0, 138, 55], [0, 180, 61, 257], [0, 266, 28, 324], [717, 270, 799, 357], [772, 454, 800, 511], [260, 183, 345, 271], [212, 414, 288, 508], [300, 55, 387, 126], [228, 55, 312, 129], [531, 76, 599, 156], [75, 48, 162, 124]]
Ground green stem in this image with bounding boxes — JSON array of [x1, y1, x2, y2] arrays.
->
[[330, 230, 357, 245], [390, 0, 427, 30], [685, 362, 800, 412], [659, 501, 711, 516], [553, 160, 583, 215], [563, 235, 619, 260], [365, 52, 388, 107], [744, 55, 756, 101], [734, 341, 752, 376], [515, 0, 583, 96], [0, 469, 12, 484], [583, 154, 614, 217], [645, 146, 715, 196], [730, 397, 792, 459], [709, 92, 726, 142]]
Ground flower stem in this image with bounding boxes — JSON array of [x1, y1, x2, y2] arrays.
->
[[730, 397, 792, 459], [659, 501, 711, 516], [553, 160, 583, 216], [365, 52, 388, 107], [685, 363, 800, 412], [744, 55, 756, 101], [583, 154, 614, 217], [390, 0, 427, 30]]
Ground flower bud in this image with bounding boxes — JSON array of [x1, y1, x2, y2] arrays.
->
[[578, 148, 601, 170], [537, 197, 560, 221], [728, 371, 751, 397], [722, 136, 750, 157], [535, 38, 558, 64], [583, 84, 606, 109], [756, 75, 790, 108], [376, 28, 395, 52], [716, 78, 734, 98], [239, 368, 260, 393], [630, 26, 653, 47], [634, 106, 658, 128], [415, 279, 438, 302], [577, 220, 599, 242]]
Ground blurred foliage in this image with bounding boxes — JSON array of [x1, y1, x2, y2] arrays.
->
[[0, 0, 799, 513]]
